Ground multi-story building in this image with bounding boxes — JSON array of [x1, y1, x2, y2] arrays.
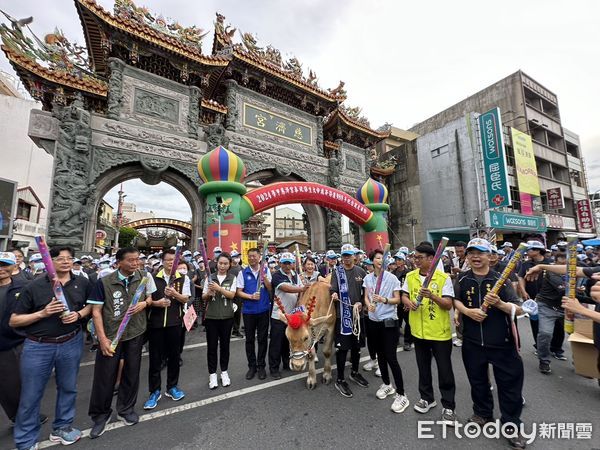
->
[[11, 186, 46, 252], [274, 206, 308, 245], [374, 126, 422, 248], [0, 71, 53, 252], [409, 70, 593, 244]]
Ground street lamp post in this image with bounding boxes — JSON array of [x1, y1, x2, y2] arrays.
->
[[215, 195, 223, 249], [113, 184, 126, 252], [407, 218, 417, 248]]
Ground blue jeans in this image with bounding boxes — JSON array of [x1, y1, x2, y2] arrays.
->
[[537, 303, 564, 364], [14, 331, 83, 449]]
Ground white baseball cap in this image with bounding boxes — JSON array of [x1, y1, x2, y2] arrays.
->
[[340, 244, 356, 255], [466, 238, 492, 253], [0, 252, 16, 265], [279, 252, 295, 263]]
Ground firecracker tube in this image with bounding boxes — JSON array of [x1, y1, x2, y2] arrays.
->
[[481, 242, 528, 312], [374, 243, 391, 295], [110, 274, 150, 351], [256, 239, 269, 295], [564, 236, 578, 334], [34, 235, 70, 313], [415, 237, 449, 307]]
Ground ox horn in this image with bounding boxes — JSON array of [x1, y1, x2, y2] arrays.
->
[[306, 296, 317, 321]]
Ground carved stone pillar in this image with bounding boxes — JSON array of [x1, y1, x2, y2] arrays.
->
[[107, 58, 125, 120], [224, 79, 238, 131], [188, 85, 201, 139], [47, 94, 94, 250], [326, 149, 342, 250], [316, 116, 324, 157]]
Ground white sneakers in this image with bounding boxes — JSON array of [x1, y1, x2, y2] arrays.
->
[[391, 394, 410, 413], [209, 373, 218, 389], [374, 367, 381, 377], [363, 359, 379, 371], [209, 372, 231, 388], [376, 384, 396, 399], [221, 371, 231, 387]]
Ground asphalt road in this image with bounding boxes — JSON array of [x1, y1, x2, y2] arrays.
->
[[1, 318, 599, 450]]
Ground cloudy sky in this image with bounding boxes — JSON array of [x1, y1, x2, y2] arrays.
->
[[2, 0, 600, 216]]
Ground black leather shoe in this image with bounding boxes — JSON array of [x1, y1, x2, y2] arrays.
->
[[246, 368, 257, 380], [257, 367, 267, 380], [271, 370, 282, 380]]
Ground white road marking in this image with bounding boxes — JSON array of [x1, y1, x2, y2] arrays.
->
[[38, 351, 389, 448], [79, 337, 244, 367]]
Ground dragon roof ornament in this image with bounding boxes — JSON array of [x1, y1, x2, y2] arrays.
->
[[213, 12, 346, 101], [113, 0, 209, 50], [0, 11, 106, 96]]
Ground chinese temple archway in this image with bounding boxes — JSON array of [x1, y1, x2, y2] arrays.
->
[[198, 146, 389, 253]]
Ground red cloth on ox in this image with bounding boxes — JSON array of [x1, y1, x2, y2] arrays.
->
[[286, 312, 305, 329]]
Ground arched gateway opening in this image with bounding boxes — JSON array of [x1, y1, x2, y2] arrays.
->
[[85, 164, 202, 251], [244, 169, 328, 251]]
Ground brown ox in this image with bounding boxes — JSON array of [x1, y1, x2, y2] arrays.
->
[[276, 280, 336, 389]]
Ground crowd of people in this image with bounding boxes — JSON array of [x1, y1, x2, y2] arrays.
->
[[1, 237, 599, 450]]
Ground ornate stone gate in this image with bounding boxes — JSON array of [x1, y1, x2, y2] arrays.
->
[[2, 0, 390, 251]]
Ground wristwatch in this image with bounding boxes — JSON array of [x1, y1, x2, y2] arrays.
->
[[384, 298, 389, 304]]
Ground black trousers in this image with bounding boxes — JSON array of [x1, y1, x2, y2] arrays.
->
[[148, 326, 182, 393], [0, 345, 22, 421], [369, 319, 405, 394], [205, 318, 234, 373], [243, 312, 270, 369], [268, 319, 289, 372], [530, 317, 564, 352], [398, 306, 412, 344], [413, 337, 456, 409], [89, 334, 144, 422], [232, 298, 243, 333], [335, 333, 361, 382], [461, 340, 524, 425], [364, 316, 377, 360]]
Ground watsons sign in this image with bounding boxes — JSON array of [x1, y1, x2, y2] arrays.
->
[[478, 108, 511, 208], [486, 210, 547, 233]]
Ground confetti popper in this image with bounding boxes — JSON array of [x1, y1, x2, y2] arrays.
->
[[256, 239, 269, 295], [34, 235, 70, 313], [374, 243, 391, 295], [564, 236, 578, 334], [110, 274, 150, 352], [481, 242, 528, 313], [415, 237, 449, 307]]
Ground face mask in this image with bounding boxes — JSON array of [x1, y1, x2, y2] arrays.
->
[[178, 268, 188, 275], [33, 262, 45, 271], [184, 256, 192, 262], [72, 269, 81, 275]]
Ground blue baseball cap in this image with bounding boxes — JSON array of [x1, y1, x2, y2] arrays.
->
[[340, 244, 356, 255]]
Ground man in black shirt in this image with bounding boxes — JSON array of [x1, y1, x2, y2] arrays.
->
[[517, 240, 555, 352], [531, 253, 572, 374], [330, 244, 369, 398], [453, 238, 526, 450], [10, 246, 92, 449]]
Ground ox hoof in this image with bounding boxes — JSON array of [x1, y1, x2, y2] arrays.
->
[[306, 379, 317, 390], [322, 374, 332, 385]]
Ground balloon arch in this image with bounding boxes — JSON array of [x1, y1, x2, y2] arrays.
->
[[198, 146, 390, 253]]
